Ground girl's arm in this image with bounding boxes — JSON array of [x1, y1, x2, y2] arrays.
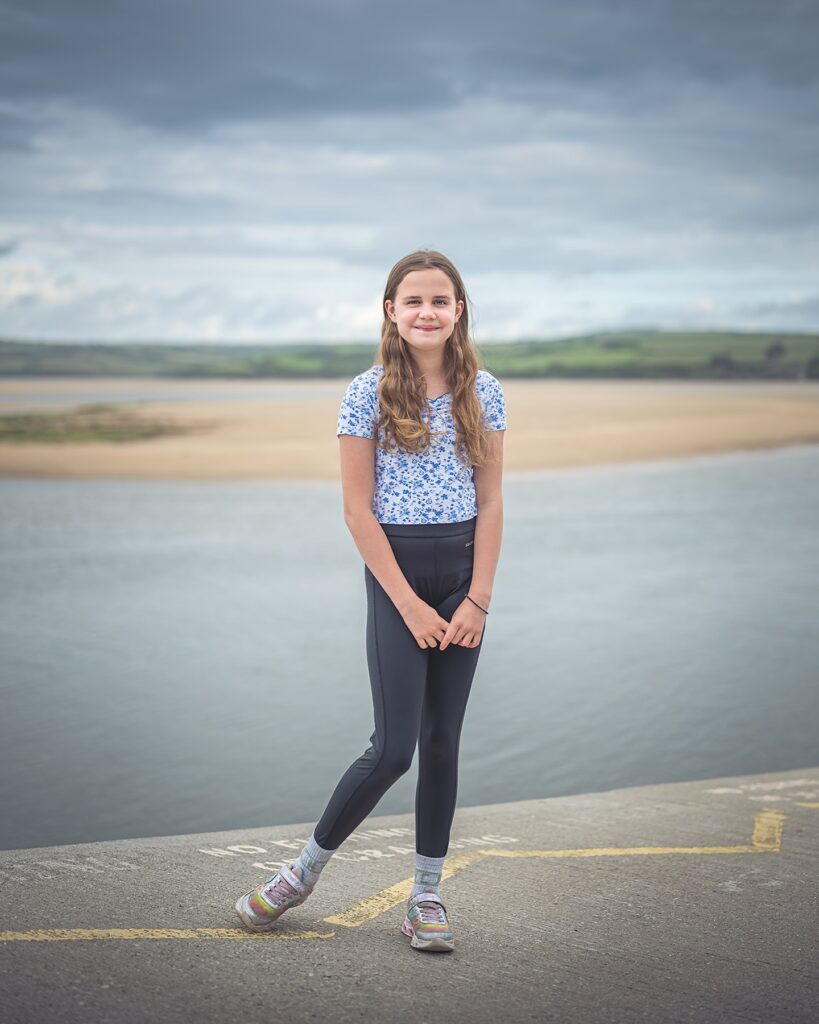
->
[[469, 430, 505, 610], [338, 435, 418, 615]]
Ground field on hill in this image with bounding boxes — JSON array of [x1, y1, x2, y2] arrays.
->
[[1, 330, 818, 380]]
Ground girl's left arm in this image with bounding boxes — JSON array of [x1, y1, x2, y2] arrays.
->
[[467, 429, 505, 611]]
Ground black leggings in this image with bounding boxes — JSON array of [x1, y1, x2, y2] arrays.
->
[[313, 515, 484, 858]]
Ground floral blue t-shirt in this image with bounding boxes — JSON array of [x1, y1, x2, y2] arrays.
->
[[336, 364, 507, 524]]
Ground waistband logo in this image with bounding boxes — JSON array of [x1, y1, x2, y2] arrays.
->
[[464, 540, 474, 547]]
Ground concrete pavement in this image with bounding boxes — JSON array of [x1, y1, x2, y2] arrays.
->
[[1, 765, 817, 1023]]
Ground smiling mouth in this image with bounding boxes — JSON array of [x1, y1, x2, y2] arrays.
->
[[416, 326, 439, 331]]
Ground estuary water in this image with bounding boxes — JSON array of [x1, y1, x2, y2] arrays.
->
[[1, 444, 817, 851]]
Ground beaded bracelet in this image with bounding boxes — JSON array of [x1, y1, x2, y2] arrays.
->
[[466, 594, 489, 615]]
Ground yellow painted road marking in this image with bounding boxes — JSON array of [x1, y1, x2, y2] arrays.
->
[[481, 807, 786, 860], [323, 850, 486, 927], [0, 928, 335, 942], [751, 808, 786, 848], [0, 810, 790, 942], [794, 801, 819, 808], [326, 810, 786, 928]]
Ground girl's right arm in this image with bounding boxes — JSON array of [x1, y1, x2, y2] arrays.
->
[[339, 435, 448, 647]]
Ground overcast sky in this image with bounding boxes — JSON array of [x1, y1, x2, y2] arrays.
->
[[1, 0, 817, 344]]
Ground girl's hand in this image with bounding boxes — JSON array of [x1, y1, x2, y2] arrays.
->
[[401, 597, 451, 650], [439, 597, 486, 651]]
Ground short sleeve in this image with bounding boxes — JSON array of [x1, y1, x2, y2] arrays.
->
[[336, 372, 378, 438], [478, 373, 507, 431]]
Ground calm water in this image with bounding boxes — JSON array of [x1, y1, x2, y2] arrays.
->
[[1, 445, 817, 851], [0, 382, 342, 409]]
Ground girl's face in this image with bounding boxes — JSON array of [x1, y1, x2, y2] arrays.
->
[[385, 268, 464, 352]]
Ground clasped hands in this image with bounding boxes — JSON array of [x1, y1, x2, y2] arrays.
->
[[400, 594, 486, 651]]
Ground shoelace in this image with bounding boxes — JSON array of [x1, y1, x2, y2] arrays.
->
[[416, 901, 446, 924], [262, 871, 299, 905]]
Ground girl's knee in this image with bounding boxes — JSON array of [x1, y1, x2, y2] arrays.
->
[[420, 731, 458, 767], [379, 746, 415, 779]]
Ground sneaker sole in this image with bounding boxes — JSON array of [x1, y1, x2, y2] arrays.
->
[[401, 915, 454, 951]]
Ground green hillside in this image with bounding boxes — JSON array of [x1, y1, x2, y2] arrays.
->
[[1, 330, 817, 380]]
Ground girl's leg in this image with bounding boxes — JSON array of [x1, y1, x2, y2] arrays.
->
[[312, 563, 428, 850], [415, 580, 484, 858]]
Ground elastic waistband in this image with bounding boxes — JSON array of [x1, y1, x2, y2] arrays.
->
[[379, 515, 477, 539]]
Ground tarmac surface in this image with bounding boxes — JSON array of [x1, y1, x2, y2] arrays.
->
[[1, 765, 817, 1024]]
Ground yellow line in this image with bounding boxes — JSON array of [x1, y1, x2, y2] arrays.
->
[[323, 810, 786, 927], [0, 810, 788, 942], [794, 802, 819, 808], [482, 845, 762, 858], [323, 850, 486, 927], [0, 928, 335, 943], [751, 808, 786, 849]]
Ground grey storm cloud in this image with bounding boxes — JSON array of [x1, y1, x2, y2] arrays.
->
[[2, 0, 818, 134], [0, 0, 817, 341]]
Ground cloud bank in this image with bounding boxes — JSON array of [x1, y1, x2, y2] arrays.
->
[[1, 0, 817, 342]]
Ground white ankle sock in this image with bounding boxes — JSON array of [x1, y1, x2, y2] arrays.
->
[[293, 832, 337, 887], [292, 831, 337, 888], [410, 852, 445, 899]]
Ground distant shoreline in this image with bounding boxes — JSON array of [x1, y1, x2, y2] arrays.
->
[[2, 326, 818, 380], [1, 377, 818, 480]]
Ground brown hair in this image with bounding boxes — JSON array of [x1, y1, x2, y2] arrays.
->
[[373, 249, 494, 467]]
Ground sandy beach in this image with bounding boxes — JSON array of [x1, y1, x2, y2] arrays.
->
[[1, 376, 818, 479]]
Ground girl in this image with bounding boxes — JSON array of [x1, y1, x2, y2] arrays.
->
[[235, 249, 506, 952]]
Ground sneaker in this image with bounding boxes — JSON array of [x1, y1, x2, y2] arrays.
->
[[235, 863, 314, 932], [400, 889, 454, 951]]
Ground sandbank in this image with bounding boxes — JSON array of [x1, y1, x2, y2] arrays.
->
[[1, 377, 818, 480]]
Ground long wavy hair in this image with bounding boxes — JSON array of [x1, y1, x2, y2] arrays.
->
[[373, 249, 493, 468]]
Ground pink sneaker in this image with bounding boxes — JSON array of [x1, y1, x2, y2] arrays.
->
[[400, 889, 454, 951], [235, 863, 314, 932]]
